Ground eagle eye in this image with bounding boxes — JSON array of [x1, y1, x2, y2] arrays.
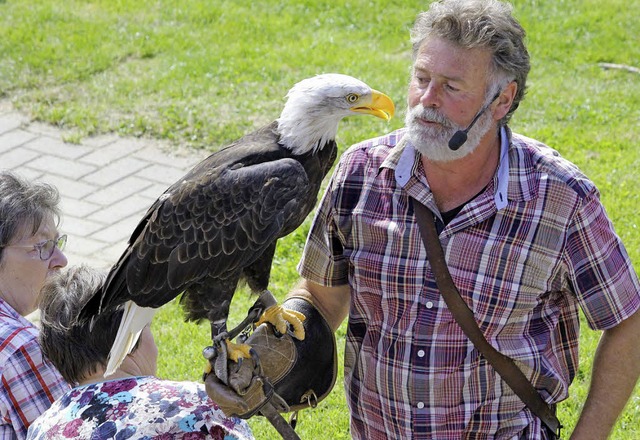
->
[[345, 93, 359, 104]]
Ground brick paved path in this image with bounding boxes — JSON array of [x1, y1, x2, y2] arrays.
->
[[0, 100, 204, 268]]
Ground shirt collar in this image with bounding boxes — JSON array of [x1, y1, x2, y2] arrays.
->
[[0, 296, 34, 326], [494, 126, 509, 211], [389, 126, 511, 212]]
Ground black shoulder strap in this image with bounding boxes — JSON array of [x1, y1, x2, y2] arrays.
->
[[412, 198, 562, 438]]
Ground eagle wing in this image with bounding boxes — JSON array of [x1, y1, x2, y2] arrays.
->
[[83, 131, 313, 319], [132, 155, 310, 300]]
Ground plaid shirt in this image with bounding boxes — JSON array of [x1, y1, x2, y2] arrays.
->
[[0, 299, 69, 439], [298, 127, 640, 439]]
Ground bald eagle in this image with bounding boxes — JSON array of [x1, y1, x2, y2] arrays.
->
[[78, 74, 394, 375]]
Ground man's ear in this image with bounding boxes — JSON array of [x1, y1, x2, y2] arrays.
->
[[492, 80, 517, 121]]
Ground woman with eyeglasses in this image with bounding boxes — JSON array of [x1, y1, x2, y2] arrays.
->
[[0, 171, 70, 439]]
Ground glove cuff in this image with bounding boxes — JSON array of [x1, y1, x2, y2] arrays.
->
[[249, 296, 338, 412]]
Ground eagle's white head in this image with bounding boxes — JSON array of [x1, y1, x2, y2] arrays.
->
[[277, 73, 395, 155]]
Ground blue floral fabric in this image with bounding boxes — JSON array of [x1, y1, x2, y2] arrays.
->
[[26, 376, 253, 440]]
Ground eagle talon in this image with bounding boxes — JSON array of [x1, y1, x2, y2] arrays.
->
[[249, 348, 262, 375], [256, 305, 306, 340], [225, 339, 252, 363], [208, 332, 253, 363]]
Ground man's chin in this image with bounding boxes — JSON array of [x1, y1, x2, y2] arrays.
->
[[406, 132, 456, 162]]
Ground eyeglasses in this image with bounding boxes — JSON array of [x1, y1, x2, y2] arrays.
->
[[3, 235, 67, 260]]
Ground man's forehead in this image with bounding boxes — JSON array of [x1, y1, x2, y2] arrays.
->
[[414, 37, 493, 77]]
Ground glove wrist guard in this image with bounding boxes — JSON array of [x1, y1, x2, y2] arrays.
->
[[247, 296, 337, 412]]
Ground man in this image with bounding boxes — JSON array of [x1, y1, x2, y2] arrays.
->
[[208, 0, 640, 438], [0, 171, 70, 438]]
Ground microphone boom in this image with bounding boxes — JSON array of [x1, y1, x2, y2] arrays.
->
[[448, 90, 502, 151]]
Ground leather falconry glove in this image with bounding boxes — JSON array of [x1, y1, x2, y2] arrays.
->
[[203, 296, 337, 419]]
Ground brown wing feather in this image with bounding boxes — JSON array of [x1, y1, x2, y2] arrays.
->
[[78, 121, 338, 325]]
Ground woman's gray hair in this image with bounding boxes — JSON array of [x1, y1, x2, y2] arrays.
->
[[38, 265, 127, 384], [0, 171, 61, 262], [410, 0, 530, 125]]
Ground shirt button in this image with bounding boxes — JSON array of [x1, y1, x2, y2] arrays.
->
[[417, 402, 425, 409], [426, 301, 434, 309], [417, 349, 425, 358]]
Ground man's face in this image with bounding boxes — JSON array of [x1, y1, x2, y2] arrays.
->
[[405, 37, 496, 162]]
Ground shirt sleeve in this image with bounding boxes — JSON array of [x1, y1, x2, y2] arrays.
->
[[565, 187, 640, 330], [297, 162, 351, 286], [0, 336, 69, 439]]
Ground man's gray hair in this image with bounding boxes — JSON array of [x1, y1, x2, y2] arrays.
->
[[410, 0, 530, 125], [0, 171, 61, 262]]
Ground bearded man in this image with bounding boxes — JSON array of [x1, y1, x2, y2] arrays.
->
[[207, 1, 640, 438]]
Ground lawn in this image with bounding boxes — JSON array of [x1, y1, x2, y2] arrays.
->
[[2, 0, 639, 438]]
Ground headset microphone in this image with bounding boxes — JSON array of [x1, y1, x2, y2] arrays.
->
[[448, 91, 502, 151]]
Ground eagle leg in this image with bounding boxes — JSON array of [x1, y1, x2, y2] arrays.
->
[[225, 301, 266, 341], [209, 290, 275, 364], [204, 333, 252, 384], [208, 289, 308, 369], [209, 328, 253, 366]]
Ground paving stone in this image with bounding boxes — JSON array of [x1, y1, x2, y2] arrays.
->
[[0, 101, 16, 114], [1, 100, 203, 268], [81, 134, 120, 148], [64, 235, 112, 257], [65, 250, 113, 269], [5, 167, 45, 180], [134, 144, 203, 168], [91, 215, 146, 245], [82, 156, 148, 186], [60, 197, 102, 218], [24, 136, 94, 160], [44, 174, 99, 199], [0, 112, 28, 135], [81, 138, 148, 165], [62, 215, 107, 238], [100, 242, 130, 266], [84, 176, 153, 205], [25, 121, 67, 138], [136, 163, 192, 185], [140, 182, 171, 199], [0, 148, 40, 169], [87, 194, 151, 224], [28, 154, 97, 180], [0, 129, 38, 152]]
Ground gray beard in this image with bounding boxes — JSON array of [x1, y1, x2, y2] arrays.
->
[[404, 104, 493, 162]]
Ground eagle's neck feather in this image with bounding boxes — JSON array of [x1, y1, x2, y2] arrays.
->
[[276, 109, 342, 156]]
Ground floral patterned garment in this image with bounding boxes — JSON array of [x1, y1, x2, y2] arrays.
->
[[26, 376, 254, 440]]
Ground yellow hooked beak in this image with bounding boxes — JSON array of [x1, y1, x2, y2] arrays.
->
[[350, 89, 395, 121]]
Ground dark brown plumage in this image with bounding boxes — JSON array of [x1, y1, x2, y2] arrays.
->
[[76, 74, 394, 374]]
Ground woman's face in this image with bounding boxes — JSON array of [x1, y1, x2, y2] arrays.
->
[[0, 215, 68, 316]]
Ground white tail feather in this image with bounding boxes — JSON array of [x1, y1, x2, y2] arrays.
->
[[104, 301, 156, 377]]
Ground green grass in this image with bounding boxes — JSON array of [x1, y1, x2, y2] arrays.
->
[[3, 0, 639, 438]]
